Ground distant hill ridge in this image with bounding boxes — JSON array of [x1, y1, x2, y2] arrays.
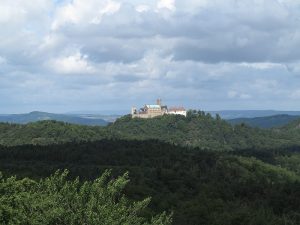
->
[[2, 111, 300, 150], [0, 111, 108, 126], [228, 114, 300, 128], [3, 110, 300, 127], [210, 110, 300, 119]]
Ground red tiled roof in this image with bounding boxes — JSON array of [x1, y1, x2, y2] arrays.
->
[[169, 107, 185, 111]]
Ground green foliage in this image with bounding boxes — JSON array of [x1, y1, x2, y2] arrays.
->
[[1, 112, 300, 150], [2, 113, 300, 224], [0, 121, 108, 146], [0, 169, 171, 225], [109, 112, 296, 150], [276, 153, 300, 176], [1, 140, 300, 225]]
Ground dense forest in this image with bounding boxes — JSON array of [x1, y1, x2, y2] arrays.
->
[[0, 169, 171, 225], [1, 111, 300, 224], [2, 111, 300, 149]]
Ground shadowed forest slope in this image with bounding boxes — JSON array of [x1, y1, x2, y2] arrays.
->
[[1, 140, 300, 225]]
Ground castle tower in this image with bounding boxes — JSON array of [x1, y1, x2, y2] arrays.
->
[[131, 107, 137, 115], [156, 98, 162, 106]]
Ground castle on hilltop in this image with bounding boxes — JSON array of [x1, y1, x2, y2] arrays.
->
[[131, 99, 187, 118]]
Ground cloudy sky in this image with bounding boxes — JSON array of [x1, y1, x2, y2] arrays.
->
[[1, 0, 300, 113]]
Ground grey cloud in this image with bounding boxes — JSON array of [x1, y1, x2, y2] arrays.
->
[[114, 74, 142, 82], [51, 0, 300, 64], [1, 0, 300, 113], [81, 38, 145, 63]]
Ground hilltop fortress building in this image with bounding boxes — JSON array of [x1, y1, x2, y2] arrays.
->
[[131, 99, 187, 118]]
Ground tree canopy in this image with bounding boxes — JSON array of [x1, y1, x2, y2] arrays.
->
[[0, 169, 171, 225]]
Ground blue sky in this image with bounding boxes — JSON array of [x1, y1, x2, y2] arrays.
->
[[1, 0, 300, 113]]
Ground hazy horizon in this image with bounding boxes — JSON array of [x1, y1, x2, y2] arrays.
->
[[3, 108, 300, 116]]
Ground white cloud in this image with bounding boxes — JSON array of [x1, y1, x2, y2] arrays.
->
[[175, 0, 210, 13], [52, 0, 121, 29], [285, 62, 300, 75], [290, 90, 300, 99], [91, 1, 121, 24], [157, 0, 176, 11], [228, 91, 238, 98], [49, 52, 95, 74], [135, 4, 151, 13], [253, 79, 278, 90], [0, 56, 6, 64], [228, 91, 251, 99], [240, 93, 252, 99], [239, 62, 285, 70], [0, 0, 52, 24]]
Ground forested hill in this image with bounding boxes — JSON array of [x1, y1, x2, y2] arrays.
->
[[2, 112, 300, 224], [0, 120, 108, 146], [281, 118, 300, 130], [1, 111, 300, 150], [1, 139, 300, 225], [108, 112, 298, 150], [228, 114, 300, 128]]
